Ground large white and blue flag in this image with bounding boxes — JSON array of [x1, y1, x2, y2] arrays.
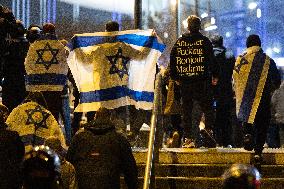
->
[[67, 29, 165, 112]]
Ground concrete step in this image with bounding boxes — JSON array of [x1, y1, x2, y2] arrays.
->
[[121, 177, 284, 189], [137, 164, 284, 178], [133, 148, 284, 165], [125, 148, 284, 188]]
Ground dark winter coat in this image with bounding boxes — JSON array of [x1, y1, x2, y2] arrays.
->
[[212, 46, 235, 102], [2, 37, 29, 111], [66, 119, 138, 189], [170, 32, 219, 83], [0, 123, 25, 189]]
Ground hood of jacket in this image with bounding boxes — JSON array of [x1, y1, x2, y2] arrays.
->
[[213, 46, 226, 55], [84, 119, 116, 135], [181, 31, 202, 38]]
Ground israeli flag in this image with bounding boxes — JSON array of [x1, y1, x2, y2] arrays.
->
[[67, 29, 165, 112]]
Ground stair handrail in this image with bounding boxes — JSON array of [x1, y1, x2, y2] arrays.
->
[[143, 72, 162, 189]]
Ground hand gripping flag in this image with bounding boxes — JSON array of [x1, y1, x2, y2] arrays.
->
[[6, 101, 67, 153], [68, 29, 166, 112], [233, 46, 271, 124], [25, 39, 68, 91]]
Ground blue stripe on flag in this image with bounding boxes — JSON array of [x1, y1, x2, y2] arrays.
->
[[80, 86, 154, 103], [26, 73, 67, 85], [70, 34, 165, 53], [238, 51, 266, 122]]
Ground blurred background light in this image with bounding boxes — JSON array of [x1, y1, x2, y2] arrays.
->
[[257, 8, 261, 18], [59, 0, 134, 14], [248, 2, 257, 10], [201, 12, 208, 18]]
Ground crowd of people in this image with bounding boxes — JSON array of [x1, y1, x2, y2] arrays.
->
[[165, 15, 282, 172], [0, 4, 283, 189]]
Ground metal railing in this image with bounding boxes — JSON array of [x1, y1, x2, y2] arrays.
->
[[143, 73, 162, 189]]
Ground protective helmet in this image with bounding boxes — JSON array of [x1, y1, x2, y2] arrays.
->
[[23, 145, 61, 189], [222, 164, 261, 189]]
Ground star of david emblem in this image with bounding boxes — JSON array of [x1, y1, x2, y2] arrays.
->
[[234, 57, 249, 74], [35, 42, 59, 70], [106, 47, 130, 79], [25, 105, 50, 130]]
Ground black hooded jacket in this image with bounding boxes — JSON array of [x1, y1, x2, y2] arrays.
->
[[170, 32, 219, 83], [212, 45, 235, 100], [0, 123, 25, 189], [66, 119, 138, 189]]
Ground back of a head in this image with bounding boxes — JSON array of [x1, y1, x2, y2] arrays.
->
[[105, 21, 119, 32], [26, 25, 42, 43], [246, 34, 261, 48], [23, 145, 61, 189], [222, 164, 261, 189], [187, 15, 201, 33], [10, 20, 26, 38], [24, 91, 48, 109], [211, 34, 223, 47], [95, 107, 112, 121], [43, 23, 56, 34]]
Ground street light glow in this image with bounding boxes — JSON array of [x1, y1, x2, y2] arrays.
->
[[59, 0, 134, 14], [246, 26, 251, 32], [273, 47, 281, 53], [201, 12, 208, 18], [257, 8, 261, 18], [266, 48, 273, 56], [225, 32, 231, 38], [182, 19, 188, 29], [170, 0, 177, 6], [211, 17, 215, 25], [248, 2, 257, 10], [204, 25, 217, 31]]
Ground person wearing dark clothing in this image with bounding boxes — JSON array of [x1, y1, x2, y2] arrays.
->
[[233, 34, 281, 172], [211, 35, 235, 147], [66, 108, 138, 189], [169, 15, 219, 147], [0, 104, 25, 189], [2, 20, 29, 112], [22, 145, 62, 189], [26, 25, 42, 43]]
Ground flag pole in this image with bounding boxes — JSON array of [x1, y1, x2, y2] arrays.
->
[[134, 0, 142, 29]]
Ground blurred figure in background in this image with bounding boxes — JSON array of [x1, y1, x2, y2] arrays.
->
[[22, 145, 62, 189], [211, 34, 235, 148], [0, 103, 25, 189], [2, 20, 29, 112], [222, 164, 261, 189], [26, 24, 42, 43], [268, 81, 284, 148], [45, 137, 78, 189]]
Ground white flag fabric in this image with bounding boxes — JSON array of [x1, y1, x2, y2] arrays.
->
[[25, 39, 68, 91], [67, 29, 165, 112]]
